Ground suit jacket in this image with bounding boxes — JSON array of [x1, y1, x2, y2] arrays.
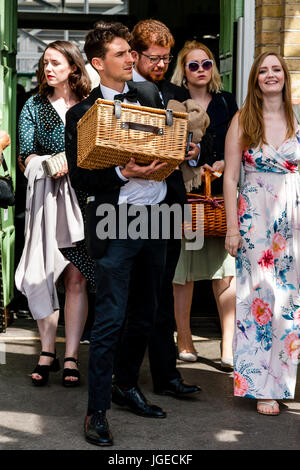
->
[[150, 79, 189, 208], [155, 79, 189, 107], [65, 80, 184, 258]]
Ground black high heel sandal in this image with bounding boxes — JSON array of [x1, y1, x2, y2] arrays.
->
[[62, 357, 80, 388], [31, 351, 60, 387]]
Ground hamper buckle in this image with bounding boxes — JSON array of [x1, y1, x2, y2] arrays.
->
[[114, 100, 122, 119], [165, 109, 173, 126]]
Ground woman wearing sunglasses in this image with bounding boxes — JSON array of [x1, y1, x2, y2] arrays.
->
[[171, 41, 237, 368]]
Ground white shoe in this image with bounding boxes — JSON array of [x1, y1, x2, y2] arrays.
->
[[178, 351, 198, 362], [220, 357, 234, 370]]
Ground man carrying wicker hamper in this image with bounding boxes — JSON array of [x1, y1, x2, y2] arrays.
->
[[124, 19, 202, 399], [65, 21, 197, 447]]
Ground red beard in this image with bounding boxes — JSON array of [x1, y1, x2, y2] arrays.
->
[[143, 68, 166, 83]]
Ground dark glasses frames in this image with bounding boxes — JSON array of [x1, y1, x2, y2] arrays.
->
[[140, 52, 173, 65], [186, 59, 213, 72]]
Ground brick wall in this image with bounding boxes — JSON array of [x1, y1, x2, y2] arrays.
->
[[255, 0, 300, 100]]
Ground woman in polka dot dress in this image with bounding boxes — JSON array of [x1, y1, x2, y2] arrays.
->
[[18, 41, 95, 387]]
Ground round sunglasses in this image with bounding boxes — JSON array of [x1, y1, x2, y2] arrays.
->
[[186, 59, 213, 72]]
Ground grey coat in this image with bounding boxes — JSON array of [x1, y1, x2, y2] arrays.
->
[[15, 156, 84, 320]]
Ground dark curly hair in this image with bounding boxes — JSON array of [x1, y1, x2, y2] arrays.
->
[[84, 21, 131, 63], [39, 40, 91, 101]]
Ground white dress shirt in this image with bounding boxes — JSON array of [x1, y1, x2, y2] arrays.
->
[[100, 82, 167, 205], [132, 68, 146, 83]]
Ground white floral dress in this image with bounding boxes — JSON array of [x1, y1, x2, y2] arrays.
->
[[234, 130, 300, 399]]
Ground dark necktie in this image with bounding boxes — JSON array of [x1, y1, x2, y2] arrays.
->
[[114, 88, 138, 103]]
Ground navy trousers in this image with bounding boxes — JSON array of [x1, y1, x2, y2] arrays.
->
[[148, 237, 182, 386], [88, 236, 167, 412]]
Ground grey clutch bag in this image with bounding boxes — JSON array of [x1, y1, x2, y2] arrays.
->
[[42, 151, 67, 177]]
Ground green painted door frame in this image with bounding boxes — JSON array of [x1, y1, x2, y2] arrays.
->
[[219, 0, 244, 92], [0, 0, 17, 323]]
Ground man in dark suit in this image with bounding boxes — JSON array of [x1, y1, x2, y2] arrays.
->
[[113, 19, 201, 398], [65, 21, 189, 447]]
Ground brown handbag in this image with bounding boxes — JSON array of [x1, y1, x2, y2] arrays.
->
[[185, 170, 227, 237]]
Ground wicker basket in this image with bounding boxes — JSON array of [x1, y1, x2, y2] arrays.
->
[[77, 99, 188, 181], [185, 171, 227, 237]]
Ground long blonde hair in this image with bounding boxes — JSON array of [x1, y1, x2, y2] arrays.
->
[[239, 52, 295, 148], [171, 40, 222, 93]]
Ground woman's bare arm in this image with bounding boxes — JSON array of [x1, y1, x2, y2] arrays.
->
[[223, 112, 243, 257]]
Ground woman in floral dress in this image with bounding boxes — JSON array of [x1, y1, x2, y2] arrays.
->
[[224, 52, 300, 415]]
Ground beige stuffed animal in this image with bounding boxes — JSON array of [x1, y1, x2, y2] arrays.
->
[[167, 99, 210, 143], [167, 99, 210, 191]]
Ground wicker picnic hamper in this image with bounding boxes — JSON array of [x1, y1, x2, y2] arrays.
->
[[185, 170, 227, 237], [77, 99, 188, 182]]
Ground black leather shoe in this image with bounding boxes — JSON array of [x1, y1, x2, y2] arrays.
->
[[154, 378, 202, 398], [112, 384, 166, 418], [84, 411, 113, 446]]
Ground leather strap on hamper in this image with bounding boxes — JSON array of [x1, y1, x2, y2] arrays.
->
[[113, 100, 174, 127], [120, 121, 164, 135]]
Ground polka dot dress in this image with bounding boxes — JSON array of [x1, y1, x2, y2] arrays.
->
[[19, 94, 95, 289]]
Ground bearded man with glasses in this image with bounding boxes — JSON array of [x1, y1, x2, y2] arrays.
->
[[115, 19, 202, 400], [131, 20, 189, 106]]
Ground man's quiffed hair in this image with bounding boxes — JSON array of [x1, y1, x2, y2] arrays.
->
[[84, 21, 131, 63], [130, 19, 174, 53]]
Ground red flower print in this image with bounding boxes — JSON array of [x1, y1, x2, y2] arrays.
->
[[238, 195, 247, 218], [294, 309, 300, 327], [284, 161, 297, 173], [258, 249, 274, 269], [234, 372, 249, 396], [284, 333, 300, 361], [251, 297, 272, 325], [272, 233, 287, 258], [243, 150, 255, 166]]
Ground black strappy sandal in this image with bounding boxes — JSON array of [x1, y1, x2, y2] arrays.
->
[[31, 351, 60, 387], [62, 357, 80, 388]]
